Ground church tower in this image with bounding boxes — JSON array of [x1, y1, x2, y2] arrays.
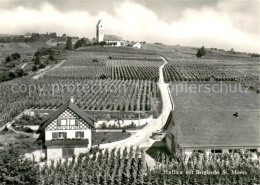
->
[[96, 20, 104, 42]]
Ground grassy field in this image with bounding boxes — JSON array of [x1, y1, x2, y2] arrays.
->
[[92, 131, 131, 145], [170, 81, 260, 148]]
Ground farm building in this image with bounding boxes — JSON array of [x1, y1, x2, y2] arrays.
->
[[104, 35, 125, 46], [132, 42, 142, 49], [163, 110, 260, 155], [38, 98, 95, 160]]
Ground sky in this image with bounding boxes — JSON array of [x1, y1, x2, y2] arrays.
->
[[0, 0, 259, 53]]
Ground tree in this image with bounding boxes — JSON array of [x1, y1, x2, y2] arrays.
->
[[8, 72, 16, 79], [196, 46, 206, 58], [34, 56, 40, 65], [32, 65, 38, 71], [15, 69, 26, 77], [11, 52, 21, 60], [39, 63, 46, 69], [5, 56, 11, 63], [65, 36, 73, 50]]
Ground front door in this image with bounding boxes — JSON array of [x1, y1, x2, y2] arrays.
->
[[62, 147, 74, 158]]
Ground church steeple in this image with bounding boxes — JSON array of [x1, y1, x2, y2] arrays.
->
[[96, 20, 104, 42]]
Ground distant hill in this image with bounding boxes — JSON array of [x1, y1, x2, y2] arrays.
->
[[0, 33, 21, 37]]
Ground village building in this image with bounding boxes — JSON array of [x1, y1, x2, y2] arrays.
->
[[96, 20, 124, 46], [163, 110, 260, 155], [104, 35, 125, 46], [132, 42, 142, 49], [38, 99, 95, 160]]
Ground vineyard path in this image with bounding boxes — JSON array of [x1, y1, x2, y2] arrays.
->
[[100, 56, 173, 149], [33, 60, 66, 79]]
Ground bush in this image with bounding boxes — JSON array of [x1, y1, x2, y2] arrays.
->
[[196, 46, 206, 58], [32, 65, 38, 71], [5, 56, 12, 63], [15, 69, 26, 77], [122, 129, 126, 133], [39, 63, 46, 69], [11, 52, 21, 60]]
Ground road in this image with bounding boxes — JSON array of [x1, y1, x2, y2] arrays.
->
[[100, 56, 173, 149], [33, 60, 65, 79]]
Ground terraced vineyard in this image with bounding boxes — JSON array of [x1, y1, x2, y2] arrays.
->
[[45, 66, 159, 80], [0, 77, 160, 126], [77, 46, 156, 55], [144, 44, 260, 93]]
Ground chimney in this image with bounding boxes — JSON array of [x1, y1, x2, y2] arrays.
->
[[70, 96, 75, 103]]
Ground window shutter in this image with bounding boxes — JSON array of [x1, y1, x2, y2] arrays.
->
[[52, 132, 58, 139], [64, 132, 67, 139], [57, 119, 61, 126], [81, 131, 84, 138], [75, 119, 79, 126]]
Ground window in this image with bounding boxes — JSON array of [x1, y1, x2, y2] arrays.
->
[[60, 119, 67, 126], [58, 119, 67, 126], [52, 132, 67, 139], [75, 131, 84, 138]]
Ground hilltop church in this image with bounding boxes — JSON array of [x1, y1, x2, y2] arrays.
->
[[96, 20, 125, 46]]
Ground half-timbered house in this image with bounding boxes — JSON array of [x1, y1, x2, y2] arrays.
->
[[38, 99, 95, 160]]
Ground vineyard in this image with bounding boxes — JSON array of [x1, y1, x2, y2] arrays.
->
[[45, 66, 159, 81], [144, 43, 260, 93], [163, 64, 260, 92], [0, 77, 161, 126], [37, 148, 260, 184], [77, 46, 156, 55]]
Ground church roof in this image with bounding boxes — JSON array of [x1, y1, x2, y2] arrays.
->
[[38, 100, 95, 132], [104, 35, 123, 41]]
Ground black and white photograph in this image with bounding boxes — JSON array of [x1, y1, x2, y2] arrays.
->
[[0, 0, 259, 184]]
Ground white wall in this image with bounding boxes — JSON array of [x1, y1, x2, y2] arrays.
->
[[47, 147, 89, 160], [74, 147, 89, 156], [47, 148, 62, 160], [95, 116, 153, 128]]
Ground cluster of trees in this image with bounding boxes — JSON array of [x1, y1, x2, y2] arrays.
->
[[32, 48, 56, 71], [0, 69, 27, 83], [5, 52, 21, 63], [0, 32, 58, 43]]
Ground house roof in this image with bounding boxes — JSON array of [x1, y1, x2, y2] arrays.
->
[[38, 100, 95, 131], [169, 110, 260, 148], [163, 110, 174, 130], [104, 35, 123, 41], [45, 139, 89, 147]]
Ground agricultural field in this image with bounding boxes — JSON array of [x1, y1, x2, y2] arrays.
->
[[0, 77, 161, 126], [46, 48, 162, 80], [144, 43, 260, 93]]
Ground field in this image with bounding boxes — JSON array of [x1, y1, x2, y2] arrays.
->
[[0, 46, 164, 126], [144, 43, 260, 92], [170, 81, 260, 148]]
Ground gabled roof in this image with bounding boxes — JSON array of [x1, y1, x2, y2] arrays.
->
[[38, 100, 95, 131], [163, 110, 174, 130], [104, 35, 123, 41]]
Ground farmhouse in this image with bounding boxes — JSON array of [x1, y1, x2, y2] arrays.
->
[[163, 110, 260, 155], [132, 42, 142, 49], [38, 99, 95, 160]]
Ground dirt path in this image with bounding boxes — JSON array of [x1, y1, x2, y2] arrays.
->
[[21, 63, 27, 69], [100, 56, 173, 149], [33, 60, 65, 79]]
